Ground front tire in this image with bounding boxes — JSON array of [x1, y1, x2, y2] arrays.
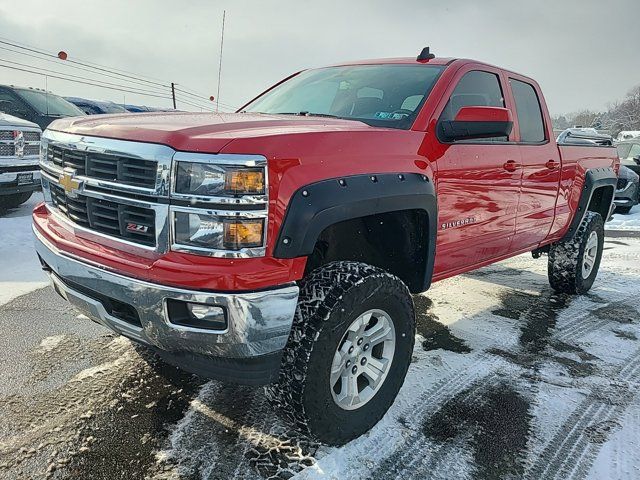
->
[[548, 211, 604, 294], [268, 261, 415, 445], [0, 192, 32, 210]]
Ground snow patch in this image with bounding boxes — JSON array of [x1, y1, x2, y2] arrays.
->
[[0, 193, 48, 306], [38, 334, 66, 352], [606, 205, 640, 231]]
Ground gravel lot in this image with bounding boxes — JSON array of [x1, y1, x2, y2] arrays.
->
[[1, 196, 639, 479]]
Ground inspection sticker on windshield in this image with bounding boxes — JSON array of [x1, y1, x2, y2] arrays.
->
[[375, 112, 407, 120]]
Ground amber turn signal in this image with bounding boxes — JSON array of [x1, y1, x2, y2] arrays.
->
[[223, 219, 264, 249], [225, 168, 265, 194]]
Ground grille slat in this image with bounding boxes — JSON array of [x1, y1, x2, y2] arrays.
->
[[50, 184, 156, 246]]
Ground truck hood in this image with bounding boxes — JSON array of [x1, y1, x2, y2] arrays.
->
[[47, 112, 373, 153], [0, 112, 40, 130]]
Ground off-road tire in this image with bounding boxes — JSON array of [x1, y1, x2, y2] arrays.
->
[[0, 192, 32, 210], [548, 211, 604, 294], [267, 261, 415, 445], [615, 206, 632, 215]]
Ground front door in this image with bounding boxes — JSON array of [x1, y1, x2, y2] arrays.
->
[[432, 68, 522, 277]]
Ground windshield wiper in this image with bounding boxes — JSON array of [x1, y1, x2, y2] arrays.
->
[[273, 111, 341, 119]]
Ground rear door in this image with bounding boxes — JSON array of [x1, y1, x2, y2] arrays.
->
[[507, 76, 561, 249], [433, 66, 522, 276]]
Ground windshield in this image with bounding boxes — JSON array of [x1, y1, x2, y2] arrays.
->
[[15, 89, 85, 116], [617, 142, 640, 159], [243, 64, 444, 129]]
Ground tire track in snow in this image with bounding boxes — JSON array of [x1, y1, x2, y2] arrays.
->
[[372, 290, 639, 479], [524, 347, 640, 480]]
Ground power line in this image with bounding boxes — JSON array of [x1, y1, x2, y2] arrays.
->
[[216, 10, 226, 113], [0, 57, 175, 100], [0, 37, 170, 89], [0, 36, 238, 111], [0, 62, 172, 100], [0, 45, 173, 95]]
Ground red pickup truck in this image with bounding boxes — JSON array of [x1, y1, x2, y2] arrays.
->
[[33, 48, 619, 444]]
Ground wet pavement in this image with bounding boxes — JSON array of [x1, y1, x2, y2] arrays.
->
[[1, 237, 639, 479]]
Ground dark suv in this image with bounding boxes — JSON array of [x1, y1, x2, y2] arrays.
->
[[0, 85, 85, 130]]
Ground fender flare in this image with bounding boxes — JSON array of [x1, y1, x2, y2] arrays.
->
[[563, 167, 617, 240], [273, 172, 438, 290]]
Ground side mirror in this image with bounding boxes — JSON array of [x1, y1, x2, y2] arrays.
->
[[440, 106, 513, 142]]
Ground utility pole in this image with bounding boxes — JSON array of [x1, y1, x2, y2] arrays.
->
[[216, 10, 226, 113], [171, 82, 177, 109]]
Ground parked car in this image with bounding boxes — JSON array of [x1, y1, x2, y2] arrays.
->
[[0, 112, 41, 212], [616, 139, 640, 176], [33, 49, 619, 444], [614, 165, 639, 214], [0, 85, 85, 130], [616, 130, 640, 142], [65, 97, 127, 115], [124, 104, 173, 113]]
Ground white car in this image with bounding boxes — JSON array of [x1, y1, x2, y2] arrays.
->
[[0, 112, 42, 212]]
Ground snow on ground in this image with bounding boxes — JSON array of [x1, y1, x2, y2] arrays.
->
[[0, 193, 48, 305], [153, 237, 640, 480], [607, 204, 640, 231]]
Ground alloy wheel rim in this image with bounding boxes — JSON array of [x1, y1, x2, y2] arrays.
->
[[330, 309, 396, 410], [582, 231, 599, 279]]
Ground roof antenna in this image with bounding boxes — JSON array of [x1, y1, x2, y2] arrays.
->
[[417, 47, 435, 61]]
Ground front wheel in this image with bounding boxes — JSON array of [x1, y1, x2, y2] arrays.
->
[[548, 211, 605, 294], [268, 261, 415, 445], [0, 192, 32, 210]]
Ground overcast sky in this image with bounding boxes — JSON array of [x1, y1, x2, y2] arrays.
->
[[0, 0, 638, 115]]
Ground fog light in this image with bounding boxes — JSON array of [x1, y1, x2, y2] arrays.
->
[[166, 299, 227, 331]]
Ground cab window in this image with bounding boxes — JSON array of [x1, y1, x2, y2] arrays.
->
[[510, 79, 546, 143], [440, 70, 507, 142]]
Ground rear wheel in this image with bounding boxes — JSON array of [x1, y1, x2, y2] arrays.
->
[[267, 261, 415, 445], [548, 211, 604, 294]]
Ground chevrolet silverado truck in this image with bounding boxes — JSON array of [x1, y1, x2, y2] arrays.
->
[[33, 49, 619, 445], [0, 112, 41, 212]]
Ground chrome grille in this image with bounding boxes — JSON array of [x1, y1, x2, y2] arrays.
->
[[23, 131, 41, 142], [0, 131, 13, 140], [50, 183, 156, 246], [0, 144, 15, 156], [47, 145, 156, 188]]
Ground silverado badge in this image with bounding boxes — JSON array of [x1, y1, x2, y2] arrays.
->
[[59, 169, 83, 198]]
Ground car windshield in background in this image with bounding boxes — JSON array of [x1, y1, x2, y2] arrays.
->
[[617, 142, 640, 159], [243, 64, 445, 129], [15, 89, 85, 116]]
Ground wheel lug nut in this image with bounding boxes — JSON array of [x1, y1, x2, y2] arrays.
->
[[351, 365, 358, 374], [363, 344, 369, 351], [346, 360, 351, 368], [348, 346, 354, 354], [357, 338, 364, 346], [360, 357, 367, 365]]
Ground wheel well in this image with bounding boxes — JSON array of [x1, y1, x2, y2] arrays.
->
[[303, 209, 430, 293], [587, 185, 614, 220]]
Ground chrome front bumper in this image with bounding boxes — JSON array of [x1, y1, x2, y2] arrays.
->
[[33, 227, 299, 360]]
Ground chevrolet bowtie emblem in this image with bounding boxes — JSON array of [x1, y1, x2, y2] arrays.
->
[[59, 169, 82, 197]]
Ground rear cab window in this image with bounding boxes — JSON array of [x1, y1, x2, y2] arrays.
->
[[510, 79, 546, 143]]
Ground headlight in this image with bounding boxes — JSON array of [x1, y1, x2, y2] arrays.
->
[[173, 210, 264, 251], [174, 161, 265, 197]]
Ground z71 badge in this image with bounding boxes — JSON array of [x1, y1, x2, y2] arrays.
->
[[441, 217, 476, 230]]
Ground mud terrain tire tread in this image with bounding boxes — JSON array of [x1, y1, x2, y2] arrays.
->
[[548, 211, 604, 294], [266, 261, 415, 445]]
